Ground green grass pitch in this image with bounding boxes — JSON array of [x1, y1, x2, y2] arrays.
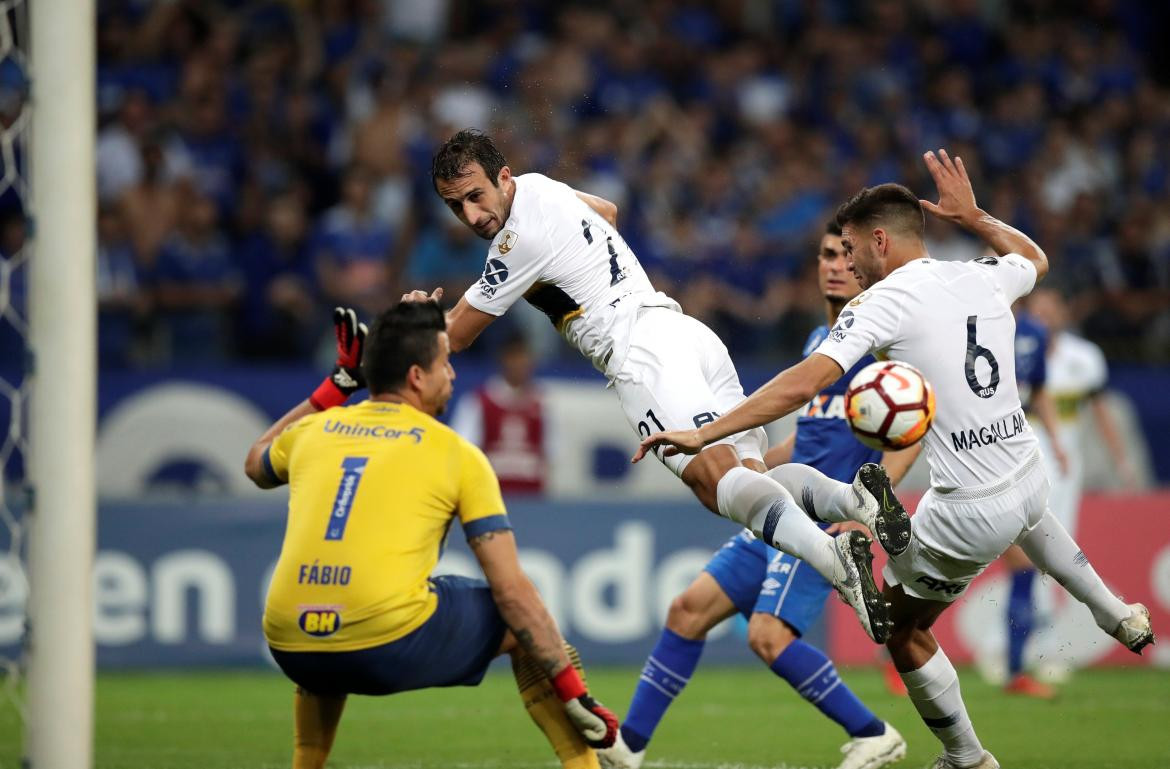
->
[[1, 666, 1167, 768]]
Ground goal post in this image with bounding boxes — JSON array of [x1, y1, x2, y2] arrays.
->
[[25, 0, 96, 766]]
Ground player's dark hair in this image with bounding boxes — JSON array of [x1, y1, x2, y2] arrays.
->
[[363, 302, 448, 395], [824, 219, 842, 237], [835, 183, 925, 239], [432, 129, 507, 189]]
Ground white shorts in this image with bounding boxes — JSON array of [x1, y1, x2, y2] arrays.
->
[[612, 307, 768, 477], [884, 450, 1049, 602]]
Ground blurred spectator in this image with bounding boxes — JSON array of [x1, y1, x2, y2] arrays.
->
[[97, 88, 154, 203], [86, 0, 1170, 367], [236, 191, 320, 361], [152, 187, 242, 363], [120, 137, 182, 265], [1082, 204, 1170, 361], [406, 205, 489, 293], [450, 332, 549, 495], [164, 58, 244, 213], [312, 165, 397, 316], [97, 205, 148, 368]]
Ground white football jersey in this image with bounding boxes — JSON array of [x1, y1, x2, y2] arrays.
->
[[1045, 330, 1108, 444], [815, 253, 1040, 490], [463, 173, 679, 374]]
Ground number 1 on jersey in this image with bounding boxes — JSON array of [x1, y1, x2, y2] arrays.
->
[[581, 219, 626, 287], [325, 456, 368, 541]]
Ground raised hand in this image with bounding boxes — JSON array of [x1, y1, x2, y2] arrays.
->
[[631, 428, 705, 463], [309, 307, 368, 411], [919, 149, 980, 225], [400, 287, 444, 304]]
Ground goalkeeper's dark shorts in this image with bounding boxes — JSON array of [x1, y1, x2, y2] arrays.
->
[[270, 575, 508, 696]]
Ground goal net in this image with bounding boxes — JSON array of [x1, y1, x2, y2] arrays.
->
[[0, 0, 31, 744]]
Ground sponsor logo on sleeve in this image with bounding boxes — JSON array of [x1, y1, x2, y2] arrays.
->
[[829, 310, 855, 342], [478, 257, 510, 298], [974, 255, 999, 266]]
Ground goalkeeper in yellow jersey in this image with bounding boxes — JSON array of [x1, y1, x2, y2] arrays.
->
[[244, 302, 617, 769]]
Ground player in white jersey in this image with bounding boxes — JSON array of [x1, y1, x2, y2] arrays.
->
[[1027, 286, 1139, 532], [405, 129, 912, 645], [635, 149, 1154, 769]]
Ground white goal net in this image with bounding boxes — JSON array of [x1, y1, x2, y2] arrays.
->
[[0, 0, 31, 746]]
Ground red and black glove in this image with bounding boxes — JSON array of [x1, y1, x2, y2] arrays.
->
[[309, 307, 368, 411], [551, 666, 619, 749]]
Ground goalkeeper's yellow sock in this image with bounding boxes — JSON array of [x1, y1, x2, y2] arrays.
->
[[293, 686, 347, 769], [512, 647, 601, 769]]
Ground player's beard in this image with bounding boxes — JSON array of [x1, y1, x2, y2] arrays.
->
[[473, 217, 500, 239]]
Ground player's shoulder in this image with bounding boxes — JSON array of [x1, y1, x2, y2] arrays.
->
[[284, 408, 326, 435], [961, 252, 1037, 285], [514, 172, 572, 204], [1060, 331, 1106, 364]]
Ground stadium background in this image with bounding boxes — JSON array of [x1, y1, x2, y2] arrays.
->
[[2, 0, 1170, 767]]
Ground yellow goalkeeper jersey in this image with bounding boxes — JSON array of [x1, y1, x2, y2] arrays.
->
[[262, 399, 509, 652]]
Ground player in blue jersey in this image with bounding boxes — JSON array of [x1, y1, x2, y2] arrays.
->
[[997, 309, 1069, 697], [599, 222, 922, 769]]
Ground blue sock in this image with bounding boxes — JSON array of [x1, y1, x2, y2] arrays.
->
[[770, 639, 885, 738], [620, 628, 705, 752], [1007, 568, 1036, 677]]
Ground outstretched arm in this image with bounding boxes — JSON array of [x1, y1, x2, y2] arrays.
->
[[244, 400, 317, 488], [471, 529, 619, 747], [399, 288, 498, 354], [1090, 393, 1138, 489], [633, 353, 843, 462], [244, 308, 367, 488], [919, 149, 1048, 281]]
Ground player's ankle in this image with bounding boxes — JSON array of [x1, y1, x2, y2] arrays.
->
[[620, 724, 649, 753]]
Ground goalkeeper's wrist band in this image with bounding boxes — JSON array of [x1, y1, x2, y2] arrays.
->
[[309, 377, 347, 411], [551, 665, 587, 702]]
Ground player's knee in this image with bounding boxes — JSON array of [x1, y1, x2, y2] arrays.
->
[[665, 592, 711, 639], [683, 446, 743, 514], [746, 614, 796, 664]]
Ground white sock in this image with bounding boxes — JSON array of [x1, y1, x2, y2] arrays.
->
[[901, 648, 984, 767], [766, 463, 859, 524], [715, 467, 839, 581], [1019, 509, 1129, 632]]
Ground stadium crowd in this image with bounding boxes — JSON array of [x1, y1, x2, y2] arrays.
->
[[8, 0, 1170, 367]]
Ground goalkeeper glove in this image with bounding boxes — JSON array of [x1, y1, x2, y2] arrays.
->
[[310, 307, 367, 411], [551, 666, 619, 749]]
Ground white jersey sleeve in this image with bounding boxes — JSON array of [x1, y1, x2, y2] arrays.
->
[[463, 214, 550, 317], [1083, 339, 1109, 394], [813, 288, 904, 373], [973, 253, 1037, 303]]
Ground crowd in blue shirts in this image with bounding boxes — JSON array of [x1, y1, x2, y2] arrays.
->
[[2, 0, 1169, 368]]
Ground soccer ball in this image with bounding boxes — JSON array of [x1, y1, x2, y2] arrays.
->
[[845, 360, 936, 450]]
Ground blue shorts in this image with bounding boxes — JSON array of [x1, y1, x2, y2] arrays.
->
[[703, 531, 834, 636], [270, 575, 508, 696]]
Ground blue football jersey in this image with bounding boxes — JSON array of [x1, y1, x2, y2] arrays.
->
[[1014, 313, 1048, 411], [790, 325, 882, 482]]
